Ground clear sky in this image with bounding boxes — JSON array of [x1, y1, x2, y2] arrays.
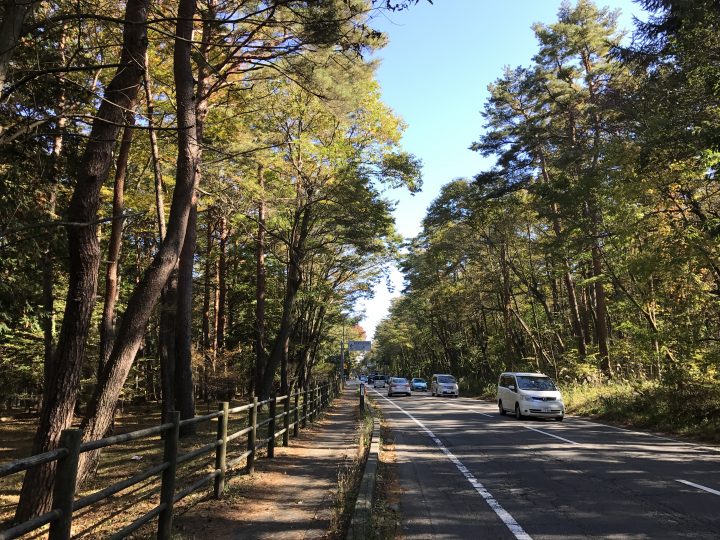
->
[[357, 0, 642, 338]]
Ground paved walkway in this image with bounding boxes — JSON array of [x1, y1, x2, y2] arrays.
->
[[174, 385, 361, 540]]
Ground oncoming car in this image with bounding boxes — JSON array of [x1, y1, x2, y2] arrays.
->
[[497, 372, 564, 421], [388, 377, 411, 396], [410, 378, 427, 391], [373, 375, 387, 389], [431, 374, 459, 397]]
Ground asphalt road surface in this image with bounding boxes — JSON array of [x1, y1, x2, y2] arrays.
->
[[369, 388, 720, 540]]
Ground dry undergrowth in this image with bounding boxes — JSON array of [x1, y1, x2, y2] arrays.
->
[[328, 405, 373, 539], [371, 414, 403, 540]]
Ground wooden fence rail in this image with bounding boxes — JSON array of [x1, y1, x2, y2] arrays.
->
[[0, 378, 341, 540]]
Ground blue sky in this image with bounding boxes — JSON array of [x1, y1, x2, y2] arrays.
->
[[358, 0, 642, 338]]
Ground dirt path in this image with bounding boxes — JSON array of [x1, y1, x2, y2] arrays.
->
[[174, 388, 360, 540]]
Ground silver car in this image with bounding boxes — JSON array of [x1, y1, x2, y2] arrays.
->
[[388, 377, 411, 396]]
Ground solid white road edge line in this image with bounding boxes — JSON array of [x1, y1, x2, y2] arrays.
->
[[374, 390, 533, 540], [524, 426, 579, 445], [676, 479, 720, 496]]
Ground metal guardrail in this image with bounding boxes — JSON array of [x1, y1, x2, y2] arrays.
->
[[0, 379, 341, 540]]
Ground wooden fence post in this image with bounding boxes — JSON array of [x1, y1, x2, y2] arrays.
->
[[293, 391, 300, 437], [247, 397, 257, 474], [48, 429, 81, 540], [302, 387, 308, 429], [157, 411, 179, 540], [214, 402, 229, 499], [309, 385, 315, 423], [282, 393, 290, 447], [314, 384, 320, 419], [267, 393, 276, 458]]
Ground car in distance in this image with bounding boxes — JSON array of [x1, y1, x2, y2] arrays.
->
[[373, 375, 387, 389], [410, 378, 427, 391], [497, 372, 564, 421], [431, 374, 459, 397], [388, 377, 411, 396], [359, 375, 368, 383]]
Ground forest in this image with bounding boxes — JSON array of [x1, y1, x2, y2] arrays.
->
[[2, 0, 720, 525], [369, 0, 720, 439], [0, 0, 422, 520]]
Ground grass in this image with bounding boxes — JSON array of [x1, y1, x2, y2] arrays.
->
[[328, 403, 375, 539], [562, 380, 720, 443], [367, 405, 403, 540]]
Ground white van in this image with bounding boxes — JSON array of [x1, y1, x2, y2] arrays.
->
[[431, 374, 459, 397], [497, 372, 564, 421]]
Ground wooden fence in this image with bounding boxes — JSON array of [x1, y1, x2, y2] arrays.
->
[[0, 379, 341, 540]]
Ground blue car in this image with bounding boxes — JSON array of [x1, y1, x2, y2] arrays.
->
[[410, 378, 427, 391]]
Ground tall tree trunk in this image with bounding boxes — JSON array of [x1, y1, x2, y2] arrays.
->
[[143, 49, 166, 241], [259, 216, 307, 400], [175, 202, 197, 434], [159, 270, 177, 425], [0, 0, 39, 92], [500, 240, 514, 370], [76, 0, 199, 483], [216, 216, 228, 350], [99, 114, 135, 373], [587, 202, 610, 374], [201, 213, 214, 402], [254, 164, 266, 395], [14, 0, 150, 520], [41, 87, 66, 391]]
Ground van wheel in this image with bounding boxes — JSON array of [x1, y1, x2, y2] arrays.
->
[[515, 403, 523, 420], [556, 415, 564, 422], [498, 400, 506, 415]]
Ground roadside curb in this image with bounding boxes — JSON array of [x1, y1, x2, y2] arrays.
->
[[347, 402, 380, 540]]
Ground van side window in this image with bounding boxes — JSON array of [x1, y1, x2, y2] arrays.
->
[[500, 375, 512, 388]]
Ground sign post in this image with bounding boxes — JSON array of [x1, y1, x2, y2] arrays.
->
[[359, 382, 365, 411]]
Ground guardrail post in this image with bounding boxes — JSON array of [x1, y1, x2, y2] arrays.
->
[[158, 411, 179, 540], [282, 393, 290, 447], [302, 387, 308, 428], [293, 391, 300, 437], [247, 397, 257, 474], [267, 393, 277, 458], [49, 429, 81, 540], [214, 402, 229, 499], [309, 385, 315, 423]]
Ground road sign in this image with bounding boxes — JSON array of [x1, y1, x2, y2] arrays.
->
[[348, 340, 371, 352]]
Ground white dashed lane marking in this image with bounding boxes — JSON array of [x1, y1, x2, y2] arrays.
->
[[676, 479, 720, 496]]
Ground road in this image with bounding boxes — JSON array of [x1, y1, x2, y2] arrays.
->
[[368, 387, 720, 540]]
